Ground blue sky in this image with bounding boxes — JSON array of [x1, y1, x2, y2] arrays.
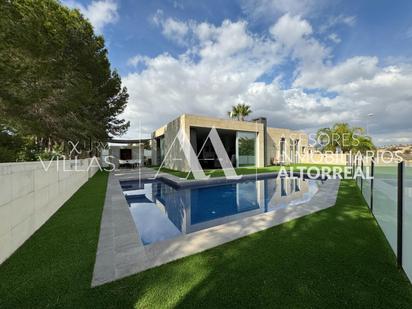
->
[[101, 0, 412, 76], [63, 0, 412, 145]]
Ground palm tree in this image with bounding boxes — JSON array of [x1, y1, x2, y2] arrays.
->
[[228, 103, 252, 121], [316, 123, 375, 154], [353, 135, 375, 154]]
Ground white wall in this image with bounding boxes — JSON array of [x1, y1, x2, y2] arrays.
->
[[0, 158, 100, 264]]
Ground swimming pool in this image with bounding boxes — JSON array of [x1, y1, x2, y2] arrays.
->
[[120, 176, 321, 245]]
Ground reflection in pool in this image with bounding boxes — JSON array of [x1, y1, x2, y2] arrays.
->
[[121, 177, 320, 245]]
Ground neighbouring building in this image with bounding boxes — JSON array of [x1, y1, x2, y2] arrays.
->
[[151, 114, 308, 171]]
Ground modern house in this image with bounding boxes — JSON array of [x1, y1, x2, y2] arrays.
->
[[151, 114, 308, 171], [106, 140, 151, 168]]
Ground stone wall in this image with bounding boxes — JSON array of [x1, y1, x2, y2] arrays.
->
[[0, 158, 100, 264]]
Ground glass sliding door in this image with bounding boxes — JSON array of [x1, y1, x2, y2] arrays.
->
[[293, 139, 299, 163], [280, 138, 285, 164], [236, 131, 256, 167], [159, 136, 165, 162]]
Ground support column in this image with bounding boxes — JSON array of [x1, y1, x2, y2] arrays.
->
[[397, 161, 404, 267]]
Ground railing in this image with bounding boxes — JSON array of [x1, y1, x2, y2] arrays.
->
[[355, 158, 412, 282]]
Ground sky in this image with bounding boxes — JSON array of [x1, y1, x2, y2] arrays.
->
[[62, 0, 412, 145]]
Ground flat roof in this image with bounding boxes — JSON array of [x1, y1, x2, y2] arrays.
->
[[109, 138, 150, 144], [152, 113, 306, 136]]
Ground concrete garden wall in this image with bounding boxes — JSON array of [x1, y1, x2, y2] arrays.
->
[[299, 153, 350, 165], [0, 158, 100, 264]]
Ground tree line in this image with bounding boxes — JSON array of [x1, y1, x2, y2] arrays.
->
[[317, 123, 375, 153], [0, 0, 129, 162]]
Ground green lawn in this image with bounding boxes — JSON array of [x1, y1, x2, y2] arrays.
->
[[0, 172, 411, 308], [155, 163, 346, 179]]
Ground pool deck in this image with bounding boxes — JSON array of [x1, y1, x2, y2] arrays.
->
[[91, 167, 341, 287]]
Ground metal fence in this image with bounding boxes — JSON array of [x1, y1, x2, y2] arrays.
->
[[355, 159, 412, 282]]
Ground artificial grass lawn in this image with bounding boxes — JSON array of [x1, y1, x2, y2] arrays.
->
[[155, 163, 346, 179], [1, 173, 412, 308]]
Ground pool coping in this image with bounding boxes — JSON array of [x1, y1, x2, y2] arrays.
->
[[138, 169, 327, 189], [91, 168, 340, 287]]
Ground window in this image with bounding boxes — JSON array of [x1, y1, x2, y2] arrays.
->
[[236, 131, 256, 167], [120, 149, 132, 160], [280, 138, 285, 163]]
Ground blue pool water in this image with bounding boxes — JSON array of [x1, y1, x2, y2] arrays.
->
[[121, 177, 321, 245]]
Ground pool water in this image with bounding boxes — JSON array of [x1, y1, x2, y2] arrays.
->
[[121, 177, 320, 245]]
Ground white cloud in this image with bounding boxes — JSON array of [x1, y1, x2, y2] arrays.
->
[[328, 33, 341, 44], [196, 20, 255, 60], [63, 0, 118, 33], [122, 13, 412, 144], [123, 18, 332, 135], [162, 18, 189, 45], [172, 1, 184, 10], [319, 15, 356, 33], [270, 14, 329, 76], [374, 131, 412, 145], [152, 10, 189, 45], [292, 54, 412, 143], [294, 56, 380, 89], [123, 19, 283, 137], [269, 14, 312, 47], [241, 0, 328, 19], [127, 55, 150, 67]]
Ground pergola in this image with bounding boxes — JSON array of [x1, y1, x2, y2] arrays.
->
[[108, 138, 150, 144]]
